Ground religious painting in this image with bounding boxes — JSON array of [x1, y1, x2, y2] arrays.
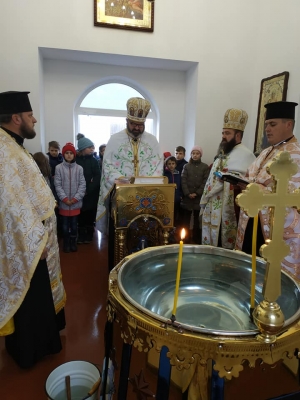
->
[[94, 0, 154, 32], [254, 71, 289, 155]]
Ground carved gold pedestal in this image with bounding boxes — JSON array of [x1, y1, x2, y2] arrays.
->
[[111, 179, 176, 265]]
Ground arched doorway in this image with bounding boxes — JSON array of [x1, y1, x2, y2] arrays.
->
[[74, 82, 157, 155]]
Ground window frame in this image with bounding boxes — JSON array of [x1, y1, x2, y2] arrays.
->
[[74, 81, 158, 142]]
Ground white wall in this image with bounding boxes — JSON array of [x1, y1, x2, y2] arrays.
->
[[43, 58, 186, 155], [247, 0, 300, 141], [1, 0, 300, 163]]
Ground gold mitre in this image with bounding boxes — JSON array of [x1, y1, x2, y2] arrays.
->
[[223, 108, 248, 131], [127, 97, 151, 123]]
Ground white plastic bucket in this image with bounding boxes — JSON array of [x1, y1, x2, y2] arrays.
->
[[45, 360, 101, 400]]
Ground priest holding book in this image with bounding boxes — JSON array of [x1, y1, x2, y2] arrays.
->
[[200, 108, 255, 249]]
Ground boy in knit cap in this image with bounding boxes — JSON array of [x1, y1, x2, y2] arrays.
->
[[54, 143, 86, 252], [76, 134, 101, 243], [181, 146, 209, 244]]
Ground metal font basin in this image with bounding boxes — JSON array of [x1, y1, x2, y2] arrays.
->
[[117, 245, 300, 336]]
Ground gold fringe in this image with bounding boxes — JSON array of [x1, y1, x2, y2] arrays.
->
[[0, 318, 15, 336]]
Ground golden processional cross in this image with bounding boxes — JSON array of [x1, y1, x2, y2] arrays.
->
[[236, 151, 300, 342]]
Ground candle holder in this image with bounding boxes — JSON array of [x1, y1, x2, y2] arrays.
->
[[171, 228, 186, 324]]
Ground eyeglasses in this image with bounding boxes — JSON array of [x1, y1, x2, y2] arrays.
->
[[129, 121, 145, 129]]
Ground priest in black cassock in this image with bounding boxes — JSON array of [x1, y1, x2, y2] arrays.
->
[[0, 91, 66, 368]]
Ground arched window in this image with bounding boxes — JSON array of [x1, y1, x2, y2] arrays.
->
[[75, 82, 156, 154]]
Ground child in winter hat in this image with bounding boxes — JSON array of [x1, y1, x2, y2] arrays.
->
[[77, 134, 94, 152], [190, 145, 203, 157]]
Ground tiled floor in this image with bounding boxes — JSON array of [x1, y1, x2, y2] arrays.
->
[[0, 230, 109, 400]]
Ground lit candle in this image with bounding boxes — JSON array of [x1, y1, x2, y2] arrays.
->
[[250, 215, 258, 310], [171, 228, 186, 321]]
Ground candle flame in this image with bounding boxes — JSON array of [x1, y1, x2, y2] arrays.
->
[[181, 228, 186, 240]]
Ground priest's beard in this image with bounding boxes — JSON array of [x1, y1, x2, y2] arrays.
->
[[220, 136, 237, 154], [127, 122, 144, 138], [20, 121, 36, 139]]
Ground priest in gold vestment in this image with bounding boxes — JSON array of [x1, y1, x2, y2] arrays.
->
[[0, 91, 66, 368], [236, 101, 300, 281]]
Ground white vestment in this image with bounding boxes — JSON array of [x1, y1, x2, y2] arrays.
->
[[200, 143, 255, 249], [96, 129, 163, 234]]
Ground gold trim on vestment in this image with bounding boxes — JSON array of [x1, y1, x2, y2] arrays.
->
[[0, 128, 66, 332]]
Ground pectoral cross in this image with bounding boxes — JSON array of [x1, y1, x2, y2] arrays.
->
[[131, 139, 140, 176], [236, 151, 300, 302]]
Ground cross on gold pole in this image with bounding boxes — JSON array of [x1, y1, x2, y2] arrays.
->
[[236, 151, 300, 302], [236, 152, 300, 343]]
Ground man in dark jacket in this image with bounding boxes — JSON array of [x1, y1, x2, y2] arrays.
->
[[98, 143, 106, 180], [47, 140, 63, 176], [181, 146, 209, 244], [76, 134, 101, 243], [164, 156, 183, 229]]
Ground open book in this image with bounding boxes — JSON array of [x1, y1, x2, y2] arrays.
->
[[214, 171, 250, 185], [115, 176, 167, 185], [131, 176, 167, 184]]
